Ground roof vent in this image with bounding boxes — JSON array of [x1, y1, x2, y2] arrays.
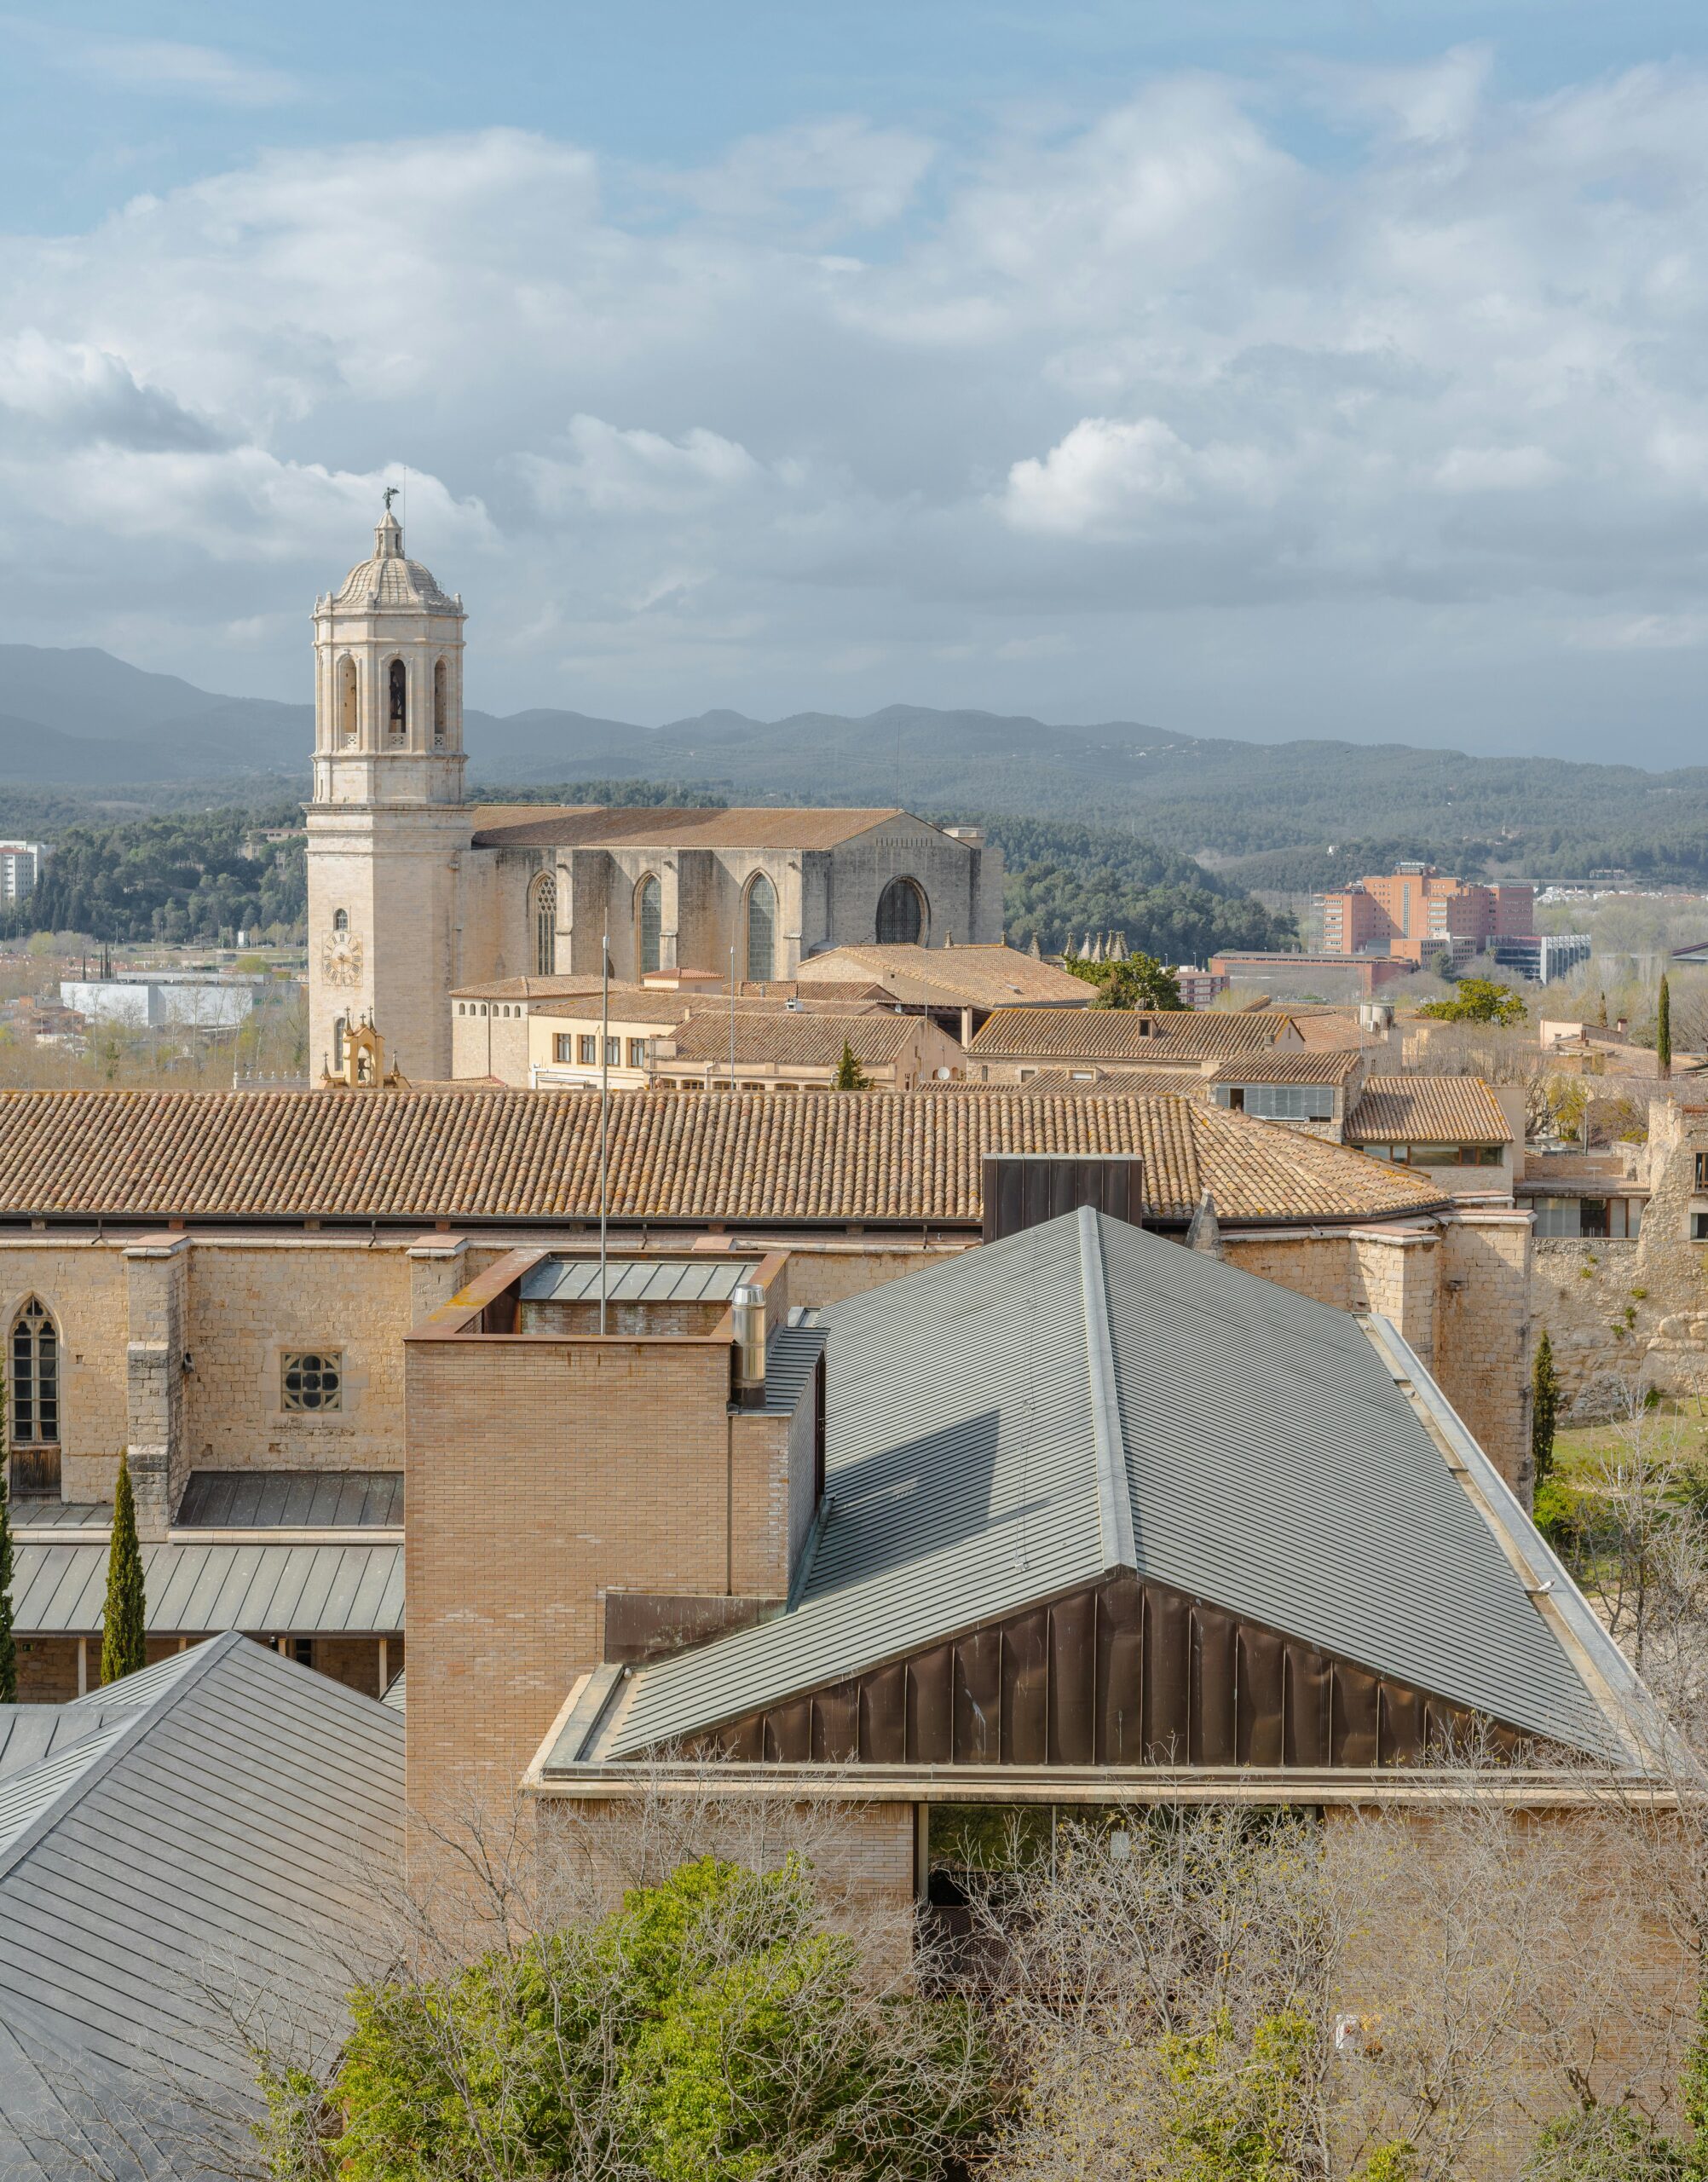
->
[[731, 1283, 767, 1409]]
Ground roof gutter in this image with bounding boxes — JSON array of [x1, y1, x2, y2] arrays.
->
[[1361, 1314, 1687, 1778]]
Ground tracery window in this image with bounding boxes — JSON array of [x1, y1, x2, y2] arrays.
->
[[530, 873, 557, 978], [638, 875, 661, 975], [745, 875, 776, 984], [10, 1298, 59, 1444], [281, 1351, 343, 1412], [875, 877, 926, 946]]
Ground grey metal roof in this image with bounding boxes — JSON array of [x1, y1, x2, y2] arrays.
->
[[519, 1257, 755, 1304], [581, 1208, 1619, 1765], [176, 1469, 404, 1529], [0, 1695, 139, 1781], [10, 1500, 111, 1531], [0, 1631, 402, 2180], [11, 1540, 403, 1634]]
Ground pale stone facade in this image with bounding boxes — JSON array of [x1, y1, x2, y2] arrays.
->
[[1530, 1093, 1708, 1416], [305, 509, 1001, 1085]]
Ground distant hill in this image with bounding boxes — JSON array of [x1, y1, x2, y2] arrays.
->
[[3, 641, 1708, 884]]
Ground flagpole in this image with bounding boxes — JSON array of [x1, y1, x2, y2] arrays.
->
[[599, 929, 609, 1336]]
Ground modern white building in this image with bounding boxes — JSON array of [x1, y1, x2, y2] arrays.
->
[[59, 973, 268, 1031], [0, 840, 45, 904]]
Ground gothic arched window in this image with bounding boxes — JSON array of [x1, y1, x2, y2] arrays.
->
[[745, 874, 776, 984], [338, 656, 358, 746], [10, 1297, 58, 1446], [387, 659, 407, 741], [434, 657, 448, 747], [637, 875, 661, 976], [875, 876, 926, 946], [531, 872, 557, 978]]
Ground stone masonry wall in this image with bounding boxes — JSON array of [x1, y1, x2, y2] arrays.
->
[[1531, 1101, 1708, 1417]]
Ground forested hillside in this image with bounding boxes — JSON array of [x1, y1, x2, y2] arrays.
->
[[5, 808, 306, 944]]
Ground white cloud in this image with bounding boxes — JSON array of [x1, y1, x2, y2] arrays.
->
[[3, 61, 1708, 755], [5, 23, 297, 107]]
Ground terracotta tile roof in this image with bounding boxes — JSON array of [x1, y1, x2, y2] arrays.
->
[[935, 1069, 1198, 1099], [0, 1089, 1450, 1227], [1208, 1050, 1365, 1086], [968, 1006, 1290, 1062], [450, 974, 615, 1002], [1346, 1077, 1512, 1146], [661, 1013, 923, 1069], [468, 806, 908, 851], [1291, 1013, 1369, 1050], [794, 945, 1091, 1009]]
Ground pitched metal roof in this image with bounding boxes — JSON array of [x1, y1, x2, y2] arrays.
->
[[0, 1632, 401, 2180], [575, 1209, 1621, 1766], [1347, 1076, 1512, 1146], [968, 1007, 1293, 1061], [520, 1257, 755, 1304], [0, 1088, 1450, 1227], [176, 1469, 404, 1529], [11, 1540, 403, 1633]]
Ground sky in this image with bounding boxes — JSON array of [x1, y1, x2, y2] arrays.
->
[[3, 2, 1708, 762]]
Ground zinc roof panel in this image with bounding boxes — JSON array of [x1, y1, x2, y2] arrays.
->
[[595, 1211, 1616, 1763]]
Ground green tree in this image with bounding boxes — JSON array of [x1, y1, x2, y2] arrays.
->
[[1532, 1331, 1560, 1492], [1417, 977, 1527, 1026], [1659, 976, 1673, 1077], [1068, 952, 1186, 1009], [834, 1040, 870, 1090], [1527, 2108, 1684, 2179], [101, 1452, 147, 1685], [296, 1855, 992, 2182]]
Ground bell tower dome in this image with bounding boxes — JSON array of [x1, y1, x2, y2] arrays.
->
[[311, 495, 466, 807], [306, 495, 475, 1085]]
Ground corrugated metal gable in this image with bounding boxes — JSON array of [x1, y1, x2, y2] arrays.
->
[[595, 1210, 1617, 1763]]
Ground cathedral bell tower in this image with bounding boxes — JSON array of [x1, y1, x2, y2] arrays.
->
[[306, 496, 473, 1085]]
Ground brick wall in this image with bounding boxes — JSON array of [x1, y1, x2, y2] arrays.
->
[[405, 1324, 808, 1821]]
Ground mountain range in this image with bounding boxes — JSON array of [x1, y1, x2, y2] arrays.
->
[[3, 640, 1707, 886]]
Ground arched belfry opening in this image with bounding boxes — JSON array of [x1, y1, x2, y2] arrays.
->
[[387, 659, 407, 742], [434, 658, 449, 747], [876, 876, 926, 945], [338, 656, 358, 746]]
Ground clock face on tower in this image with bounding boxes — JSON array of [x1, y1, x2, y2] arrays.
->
[[320, 931, 364, 988]]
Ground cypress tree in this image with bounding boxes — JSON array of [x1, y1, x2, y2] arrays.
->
[[0, 1371, 15, 1706], [834, 1041, 869, 1091], [101, 1452, 147, 1685], [1532, 1330, 1560, 1492], [1659, 975, 1673, 1077]]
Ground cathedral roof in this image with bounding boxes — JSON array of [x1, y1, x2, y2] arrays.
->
[[326, 508, 462, 616], [467, 806, 911, 851]]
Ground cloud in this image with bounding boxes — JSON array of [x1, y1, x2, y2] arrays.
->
[[3, 62, 1708, 756], [5, 23, 297, 106]]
